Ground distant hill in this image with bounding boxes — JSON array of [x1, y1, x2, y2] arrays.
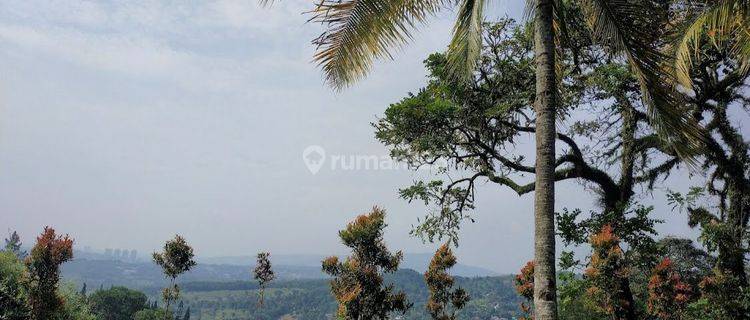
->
[[198, 253, 498, 277], [61, 259, 324, 289], [61, 258, 519, 319], [399, 253, 499, 277], [63, 253, 497, 290]]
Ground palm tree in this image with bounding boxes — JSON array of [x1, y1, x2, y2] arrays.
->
[[674, 0, 749, 89], [277, 1, 704, 319], [531, 1, 558, 317]]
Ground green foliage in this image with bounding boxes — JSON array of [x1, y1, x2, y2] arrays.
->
[[173, 270, 521, 319], [557, 271, 602, 320], [55, 282, 96, 320], [322, 207, 412, 319], [133, 308, 173, 320], [153, 235, 196, 280], [557, 205, 661, 269], [687, 270, 750, 320], [88, 286, 149, 320], [0, 250, 29, 319], [375, 19, 538, 245]]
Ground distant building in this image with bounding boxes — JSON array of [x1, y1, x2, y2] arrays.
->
[[114, 249, 121, 261], [129, 250, 137, 262], [104, 248, 113, 259]]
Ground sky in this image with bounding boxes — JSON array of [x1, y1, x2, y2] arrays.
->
[[0, 0, 702, 273]]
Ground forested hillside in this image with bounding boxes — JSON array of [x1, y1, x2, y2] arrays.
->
[[144, 270, 521, 320]]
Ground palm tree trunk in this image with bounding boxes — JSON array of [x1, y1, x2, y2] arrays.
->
[[533, 0, 558, 318]]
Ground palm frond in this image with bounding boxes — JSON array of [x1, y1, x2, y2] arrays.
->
[[730, 5, 750, 78], [674, 0, 749, 89], [580, 0, 705, 162], [445, 0, 485, 82], [309, 0, 448, 89], [523, 0, 536, 21], [737, 24, 750, 77], [258, 0, 275, 8]]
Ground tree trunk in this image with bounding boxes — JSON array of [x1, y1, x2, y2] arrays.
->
[[720, 179, 748, 285], [533, 0, 558, 319], [615, 101, 637, 320]]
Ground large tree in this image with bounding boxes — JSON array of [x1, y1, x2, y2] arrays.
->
[[296, 1, 700, 317], [377, 13, 686, 318], [662, 31, 750, 317]]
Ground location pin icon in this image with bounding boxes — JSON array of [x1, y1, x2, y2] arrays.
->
[[302, 145, 326, 175]]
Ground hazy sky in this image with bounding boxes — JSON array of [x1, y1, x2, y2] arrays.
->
[[0, 0, 702, 273]]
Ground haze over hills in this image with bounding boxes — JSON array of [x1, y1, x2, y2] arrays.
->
[[61, 251, 498, 290], [60, 257, 520, 319], [197, 253, 498, 277], [59, 255, 519, 319]]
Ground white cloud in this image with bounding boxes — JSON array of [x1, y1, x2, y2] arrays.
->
[[0, 1, 320, 94]]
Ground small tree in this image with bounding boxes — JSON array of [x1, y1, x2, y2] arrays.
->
[[152, 235, 196, 320], [515, 261, 535, 320], [253, 252, 275, 307], [584, 225, 632, 319], [25, 226, 74, 320], [322, 206, 411, 319], [4, 230, 26, 259], [424, 244, 469, 320], [182, 306, 190, 320], [80, 282, 87, 297], [647, 258, 693, 320]]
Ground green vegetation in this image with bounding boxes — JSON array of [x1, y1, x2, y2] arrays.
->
[[166, 271, 521, 320], [0, 249, 29, 319], [88, 286, 148, 320]]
